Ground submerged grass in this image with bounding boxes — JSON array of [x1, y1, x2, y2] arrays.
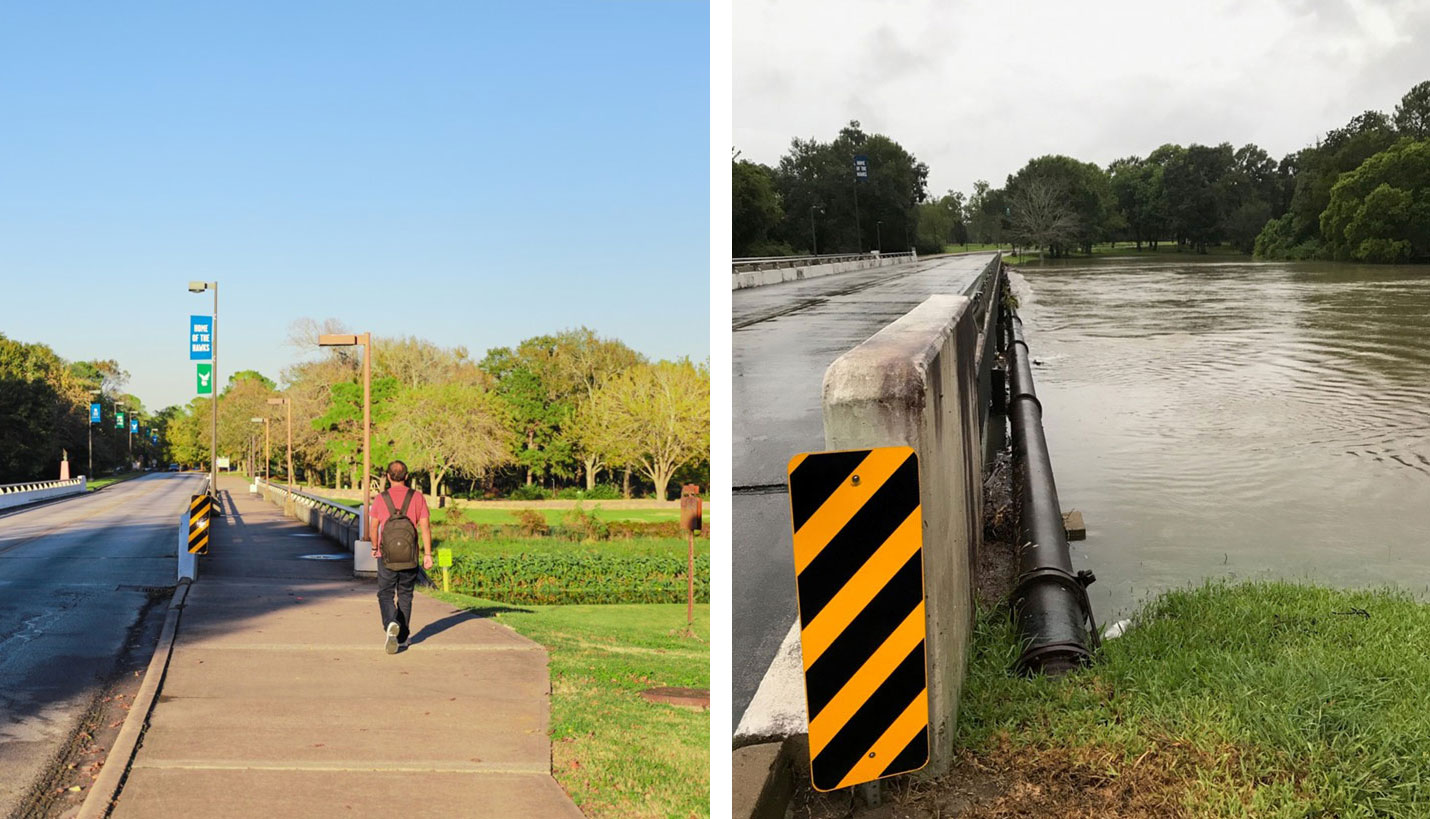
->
[[427, 589, 709, 819], [948, 581, 1430, 817]]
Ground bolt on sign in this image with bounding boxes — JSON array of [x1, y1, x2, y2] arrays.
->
[[786, 446, 929, 792], [188, 493, 213, 554], [196, 363, 213, 395]]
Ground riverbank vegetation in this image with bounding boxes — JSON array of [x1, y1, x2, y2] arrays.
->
[[872, 582, 1430, 816], [735, 80, 1430, 265], [427, 588, 709, 819]]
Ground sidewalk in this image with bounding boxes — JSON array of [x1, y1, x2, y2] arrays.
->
[[112, 476, 582, 818]]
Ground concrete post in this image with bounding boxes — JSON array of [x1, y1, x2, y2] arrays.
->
[[177, 512, 198, 582], [820, 294, 982, 780]]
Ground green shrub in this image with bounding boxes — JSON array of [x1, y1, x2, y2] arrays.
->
[[553, 483, 622, 500], [508, 484, 550, 500], [514, 509, 549, 537], [446, 553, 710, 605], [554, 504, 610, 541]]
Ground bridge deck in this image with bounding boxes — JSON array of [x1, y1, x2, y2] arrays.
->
[[732, 252, 998, 729]]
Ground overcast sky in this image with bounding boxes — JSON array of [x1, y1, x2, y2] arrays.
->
[[735, 0, 1430, 196]]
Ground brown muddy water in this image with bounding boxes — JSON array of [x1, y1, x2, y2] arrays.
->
[[1011, 256, 1430, 622]]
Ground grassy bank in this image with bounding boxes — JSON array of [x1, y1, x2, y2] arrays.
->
[[426, 588, 709, 819], [933, 582, 1430, 817], [1005, 242, 1249, 266]]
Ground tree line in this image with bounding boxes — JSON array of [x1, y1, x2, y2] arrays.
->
[[735, 80, 1430, 264], [1, 326, 710, 501]]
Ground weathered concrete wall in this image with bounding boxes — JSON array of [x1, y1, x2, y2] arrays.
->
[[0, 477, 87, 510], [732, 253, 914, 290], [819, 294, 983, 779]]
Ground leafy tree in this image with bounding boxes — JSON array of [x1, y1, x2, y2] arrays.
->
[[579, 359, 709, 501], [1108, 157, 1167, 249], [385, 382, 511, 502], [226, 370, 276, 391], [1006, 178, 1079, 260], [914, 191, 967, 254], [1393, 80, 1430, 140], [733, 159, 786, 256], [1006, 155, 1115, 255], [1320, 139, 1430, 262], [771, 121, 927, 254], [965, 180, 1007, 245]]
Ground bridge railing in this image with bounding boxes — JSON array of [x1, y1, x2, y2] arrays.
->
[[0, 477, 88, 510], [732, 251, 913, 273], [255, 478, 363, 553]]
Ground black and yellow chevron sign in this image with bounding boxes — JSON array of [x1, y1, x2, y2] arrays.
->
[[188, 493, 213, 555], [786, 446, 929, 792]]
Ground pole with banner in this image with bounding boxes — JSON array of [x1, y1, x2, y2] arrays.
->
[[853, 154, 869, 252], [188, 301, 218, 509], [89, 402, 101, 479]]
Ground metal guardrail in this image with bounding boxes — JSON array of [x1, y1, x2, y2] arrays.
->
[[960, 254, 1008, 465], [732, 251, 913, 273], [0, 477, 86, 495], [255, 478, 362, 550]]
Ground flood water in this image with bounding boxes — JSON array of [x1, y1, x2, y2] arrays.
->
[[1013, 256, 1430, 622]]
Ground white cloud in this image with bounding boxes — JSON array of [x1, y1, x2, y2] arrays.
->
[[734, 0, 1430, 194]]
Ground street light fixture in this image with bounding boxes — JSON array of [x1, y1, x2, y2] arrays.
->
[[318, 332, 372, 543], [267, 397, 293, 514], [188, 280, 219, 507]]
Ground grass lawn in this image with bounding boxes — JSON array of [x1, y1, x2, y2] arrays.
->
[[938, 581, 1430, 817], [87, 470, 146, 491], [313, 497, 691, 526], [426, 588, 709, 819]]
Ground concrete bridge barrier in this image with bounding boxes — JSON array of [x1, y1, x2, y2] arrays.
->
[[254, 479, 366, 574], [819, 294, 983, 780], [0, 477, 87, 510], [732, 252, 915, 290]]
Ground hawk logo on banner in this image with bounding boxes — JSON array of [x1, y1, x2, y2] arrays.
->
[[786, 446, 929, 792]]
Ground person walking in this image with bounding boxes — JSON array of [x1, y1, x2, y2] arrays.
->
[[369, 460, 433, 654]]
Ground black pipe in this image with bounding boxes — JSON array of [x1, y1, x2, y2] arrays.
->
[[1007, 313, 1098, 675]]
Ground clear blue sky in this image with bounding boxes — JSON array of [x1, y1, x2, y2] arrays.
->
[[0, 2, 709, 412]]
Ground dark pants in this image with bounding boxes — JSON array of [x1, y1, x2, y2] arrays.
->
[[377, 561, 419, 642]]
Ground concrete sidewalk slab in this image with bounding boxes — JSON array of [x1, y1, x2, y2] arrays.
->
[[112, 476, 582, 818]]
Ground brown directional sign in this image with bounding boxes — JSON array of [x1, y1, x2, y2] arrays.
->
[[786, 446, 929, 792], [188, 493, 212, 554]]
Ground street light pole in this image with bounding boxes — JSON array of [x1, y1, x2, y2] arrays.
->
[[189, 281, 219, 507], [268, 397, 293, 514], [87, 388, 100, 479], [810, 205, 818, 256], [877, 220, 883, 253], [318, 332, 372, 542]]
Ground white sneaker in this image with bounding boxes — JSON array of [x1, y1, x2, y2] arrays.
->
[[384, 622, 400, 654]]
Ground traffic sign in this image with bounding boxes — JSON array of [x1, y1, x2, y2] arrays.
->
[[188, 493, 213, 554], [90, 403, 101, 424], [189, 315, 213, 360], [115, 410, 125, 430], [786, 446, 928, 792], [196, 363, 213, 395], [130, 418, 139, 434], [854, 155, 869, 181], [437, 547, 452, 568]]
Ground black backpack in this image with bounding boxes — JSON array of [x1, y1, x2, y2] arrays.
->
[[378, 489, 419, 570]]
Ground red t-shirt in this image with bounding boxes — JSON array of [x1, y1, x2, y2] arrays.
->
[[370, 484, 430, 545]]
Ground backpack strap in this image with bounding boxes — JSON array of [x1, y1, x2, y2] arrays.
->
[[380, 490, 399, 516], [396, 487, 415, 519]]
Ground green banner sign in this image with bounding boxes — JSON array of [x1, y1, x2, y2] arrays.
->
[[196, 363, 213, 395], [115, 410, 125, 430]]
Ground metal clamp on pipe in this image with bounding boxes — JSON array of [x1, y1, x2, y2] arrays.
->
[[1008, 313, 1099, 676]]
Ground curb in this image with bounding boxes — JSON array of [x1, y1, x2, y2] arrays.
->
[[732, 735, 806, 819], [77, 580, 192, 819]]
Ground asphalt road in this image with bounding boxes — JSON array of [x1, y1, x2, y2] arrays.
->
[[0, 472, 203, 815], [732, 253, 997, 730]]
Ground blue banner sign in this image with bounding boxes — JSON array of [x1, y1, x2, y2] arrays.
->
[[131, 418, 139, 434], [190, 315, 213, 360], [854, 155, 869, 180], [90, 403, 101, 424]]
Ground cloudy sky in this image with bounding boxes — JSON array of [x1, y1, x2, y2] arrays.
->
[[735, 0, 1430, 196]]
